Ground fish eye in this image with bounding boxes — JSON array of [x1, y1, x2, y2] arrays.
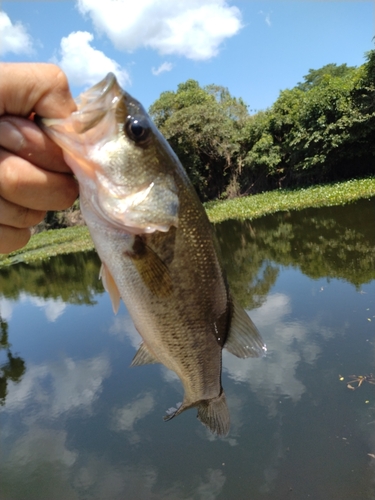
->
[[125, 115, 151, 145]]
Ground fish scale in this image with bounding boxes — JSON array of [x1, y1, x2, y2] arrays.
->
[[37, 73, 266, 435]]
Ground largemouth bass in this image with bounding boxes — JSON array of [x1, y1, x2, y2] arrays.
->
[[38, 73, 266, 435]]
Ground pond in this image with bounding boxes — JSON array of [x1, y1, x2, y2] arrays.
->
[[1, 198, 374, 500]]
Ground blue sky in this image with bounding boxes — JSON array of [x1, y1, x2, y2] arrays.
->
[[1, 1, 374, 113]]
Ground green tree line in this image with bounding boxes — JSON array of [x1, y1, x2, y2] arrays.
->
[[42, 49, 375, 229], [150, 50, 375, 201]]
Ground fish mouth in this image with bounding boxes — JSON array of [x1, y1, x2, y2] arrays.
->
[[68, 72, 121, 134], [37, 73, 123, 161]]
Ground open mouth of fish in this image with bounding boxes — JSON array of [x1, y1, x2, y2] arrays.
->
[[37, 73, 122, 163], [37, 74, 180, 235]]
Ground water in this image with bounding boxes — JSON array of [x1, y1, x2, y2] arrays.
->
[[0, 199, 374, 500]]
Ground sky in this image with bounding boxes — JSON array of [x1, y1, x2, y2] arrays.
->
[[0, 0, 374, 113]]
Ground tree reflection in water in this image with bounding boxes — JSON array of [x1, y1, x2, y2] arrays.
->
[[0, 251, 103, 305], [215, 198, 375, 310], [0, 315, 26, 405]]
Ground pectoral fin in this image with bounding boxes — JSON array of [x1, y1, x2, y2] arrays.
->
[[99, 263, 121, 314], [130, 342, 160, 367], [127, 236, 173, 298], [224, 297, 266, 358]]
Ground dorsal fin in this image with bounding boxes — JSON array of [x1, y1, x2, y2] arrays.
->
[[99, 263, 121, 314], [224, 296, 266, 358]]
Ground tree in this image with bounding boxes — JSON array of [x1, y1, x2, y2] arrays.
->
[[239, 50, 375, 189], [149, 80, 249, 200], [296, 63, 356, 92]]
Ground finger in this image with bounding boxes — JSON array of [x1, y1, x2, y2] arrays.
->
[[0, 149, 78, 211], [0, 117, 71, 174], [0, 63, 76, 118], [0, 225, 31, 254], [0, 196, 46, 229]]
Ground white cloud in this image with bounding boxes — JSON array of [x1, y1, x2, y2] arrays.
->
[[0, 11, 34, 56], [29, 296, 67, 322], [0, 294, 66, 322], [111, 392, 155, 444], [259, 10, 272, 27], [161, 365, 180, 383], [111, 392, 154, 432], [77, 0, 242, 60], [74, 461, 158, 500], [0, 296, 14, 321], [152, 61, 173, 76], [108, 313, 141, 347], [54, 31, 130, 88], [6, 427, 77, 468], [196, 469, 226, 500], [222, 293, 337, 416], [4, 355, 111, 416]]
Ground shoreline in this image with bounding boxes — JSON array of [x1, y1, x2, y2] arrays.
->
[[205, 177, 375, 223], [1, 177, 374, 268]]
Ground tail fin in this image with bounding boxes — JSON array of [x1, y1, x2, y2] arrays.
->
[[163, 391, 230, 436], [197, 390, 230, 436]]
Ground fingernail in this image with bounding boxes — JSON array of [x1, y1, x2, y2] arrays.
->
[[0, 120, 25, 152]]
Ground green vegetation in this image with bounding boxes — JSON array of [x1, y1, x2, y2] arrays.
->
[[205, 177, 375, 223], [1, 50, 374, 267], [150, 79, 249, 200], [1, 177, 374, 267], [150, 50, 375, 201], [0, 226, 93, 267], [295, 63, 356, 91]]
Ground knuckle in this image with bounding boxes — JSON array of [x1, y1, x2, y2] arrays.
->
[[49, 65, 71, 98], [17, 207, 46, 228], [0, 226, 30, 254], [54, 177, 79, 210], [0, 157, 21, 200], [53, 66, 69, 88]]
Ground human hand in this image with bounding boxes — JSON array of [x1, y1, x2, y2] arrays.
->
[[0, 63, 79, 254]]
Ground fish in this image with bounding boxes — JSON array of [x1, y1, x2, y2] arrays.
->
[[37, 73, 266, 435]]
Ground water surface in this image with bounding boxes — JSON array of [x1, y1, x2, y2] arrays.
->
[[1, 198, 374, 500]]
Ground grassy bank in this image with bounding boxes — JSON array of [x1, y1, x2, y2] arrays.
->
[[205, 177, 375, 223], [0, 226, 93, 267], [0, 177, 374, 268]]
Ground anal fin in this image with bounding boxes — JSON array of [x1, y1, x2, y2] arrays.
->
[[130, 342, 160, 367], [224, 296, 266, 358]]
